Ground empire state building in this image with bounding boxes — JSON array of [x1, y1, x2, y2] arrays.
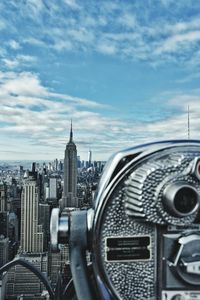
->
[[63, 121, 78, 207]]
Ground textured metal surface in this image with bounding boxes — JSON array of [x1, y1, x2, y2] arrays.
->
[[50, 208, 60, 252], [94, 143, 200, 300], [100, 185, 156, 300], [125, 151, 200, 225], [50, 208, 69, 250]]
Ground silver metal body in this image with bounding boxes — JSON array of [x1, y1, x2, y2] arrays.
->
[[50, 208, 69, 251], [50, 139, 200, 300], [92, 140, 200, 300]]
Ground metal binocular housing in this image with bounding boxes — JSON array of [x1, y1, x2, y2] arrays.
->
[[50, 140, 200, 300]]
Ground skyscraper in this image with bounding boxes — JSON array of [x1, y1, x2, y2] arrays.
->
[[0, 235, 9, 268], [38, 203, 50, 251], [5, 253, 48, 299], [20, 171, 44, 253], [49, 177, 57, 200], [88, 149, 92, 168], [63, 121, 78, 207], [0, 212, 8, 238], [0, 182, 7, 213]]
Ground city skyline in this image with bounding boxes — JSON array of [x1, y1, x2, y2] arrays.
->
[[0, 124, 103, 298], [1, 1, 200, 161]]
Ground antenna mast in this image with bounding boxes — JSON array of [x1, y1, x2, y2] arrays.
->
[[188, 105, 190, 139]]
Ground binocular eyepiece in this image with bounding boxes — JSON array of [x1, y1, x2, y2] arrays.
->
[[163, 182, 199, 217]]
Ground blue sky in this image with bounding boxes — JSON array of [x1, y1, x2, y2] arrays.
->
[[1, 0, 200, 161]]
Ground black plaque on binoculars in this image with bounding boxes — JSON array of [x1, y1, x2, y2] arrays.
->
[[106, 236, 151, 262]]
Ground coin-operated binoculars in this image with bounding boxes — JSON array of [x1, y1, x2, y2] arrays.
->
[[50, 140, 200, 300]]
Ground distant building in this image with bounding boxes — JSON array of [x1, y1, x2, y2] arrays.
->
[[0, 212, 9, 238], [49, 244, 70, 288], [77, 156, 81, 169], [88, 149, 92, 168], [49, 178, 57, 200], [58, 160, 63, 171], [8, 212, 19, 243], [62, 121, 78, 208], [20, 172, 44, 253], [0, 235, 9, 268], [38, 203, 50, 252], [5, 253, 48, 299], [32, 162, 36, 173], [0, 272, 8, 300], [52, 159, 58, 171], [0, 182, 7, 212], [45, 177, 58, 206]]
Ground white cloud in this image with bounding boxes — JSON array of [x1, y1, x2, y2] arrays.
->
[[2, 55, 37, 69], [97, 42, 117, 55], [52, 40, 72, 51], [0, 71, 110, 131], [50, 93, 109, 109], [63, 0, 80, 10], [1, 72, 200, 160], [0, 47, 6, 57], [0, 19, 6, 31], [2, 59, 19, 69], [168, 18, 200, 34], [8, 40, 21, 50], [68, 28, 95, 44], [160, 0, 174, 7], [117, 13, 137, 29], [176, 72, 200, 83], [2, 1, 199, 67], [17, 54, 36, 62], [0, 71, 136, 160], [139, 90, 200, 141], [155, 31, 200, 54], [25, 0, 45, 17], [1, 72, 47, 96], [1, 2, 200, 159], [24, 37, 46, 47]]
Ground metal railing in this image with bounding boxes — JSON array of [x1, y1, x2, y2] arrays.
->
[[0, 258, 76, 300]]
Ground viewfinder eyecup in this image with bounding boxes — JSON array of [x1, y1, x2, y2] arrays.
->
[[163, 182, 199, 217]]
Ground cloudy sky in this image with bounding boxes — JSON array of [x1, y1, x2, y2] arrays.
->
[[0, 0, 200, 161]]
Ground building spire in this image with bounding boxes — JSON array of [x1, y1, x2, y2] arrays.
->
[[70, 119, 73, 142], [188, 105, 190, 139]]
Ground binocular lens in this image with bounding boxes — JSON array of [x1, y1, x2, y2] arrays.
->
[[163, 183, 199, 217], [174, 187, 198, 214]]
